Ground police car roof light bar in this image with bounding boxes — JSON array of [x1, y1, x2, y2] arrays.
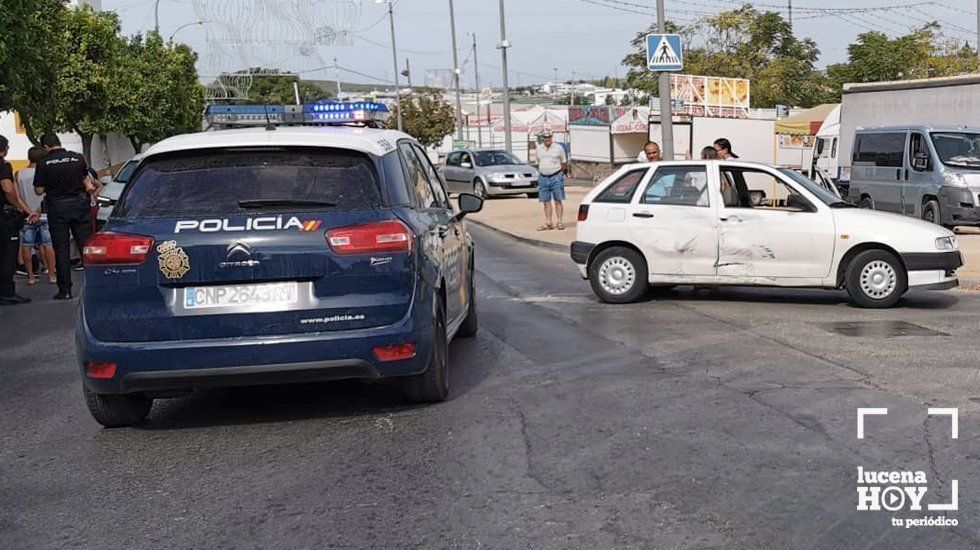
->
[[204, 102, 391, 129]]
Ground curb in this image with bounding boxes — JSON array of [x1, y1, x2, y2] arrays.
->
[[466, 219, 568, 253]]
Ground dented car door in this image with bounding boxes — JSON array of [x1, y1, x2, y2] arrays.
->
[[715, 164, 836, 279], [627, 164, 719, 277]]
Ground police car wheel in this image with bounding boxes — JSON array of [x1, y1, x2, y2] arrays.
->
[[404, 295, 450, 403], [845, 249, 907, 309], [457, 264, 478, 338], [83, 386, 152, 428], [588, 247, 648, 304]]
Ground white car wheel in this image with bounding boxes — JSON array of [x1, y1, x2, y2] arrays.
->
[[588, 247, 648, 303], [859, 260, 897, 300], [598, 257, 636, 296]]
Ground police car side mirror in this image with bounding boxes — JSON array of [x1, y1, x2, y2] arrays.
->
[[455, 193, 484, 220], [460, 161, 473, 169]]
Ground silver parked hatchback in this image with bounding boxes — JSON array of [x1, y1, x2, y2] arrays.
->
[[440, 149, 539, 199]]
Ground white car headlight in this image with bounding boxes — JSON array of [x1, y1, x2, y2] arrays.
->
[[486, 173, 506, 182], [935, 236, 957, 250]]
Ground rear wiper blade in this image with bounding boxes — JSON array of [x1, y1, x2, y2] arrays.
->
[[238, 199, 337, 209]]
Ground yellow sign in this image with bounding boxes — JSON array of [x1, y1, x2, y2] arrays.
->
[[157, 241, 190, 279], [13, 111, 27, 135]]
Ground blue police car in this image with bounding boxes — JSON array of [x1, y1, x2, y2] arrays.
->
[[77, 103, 483, 427]]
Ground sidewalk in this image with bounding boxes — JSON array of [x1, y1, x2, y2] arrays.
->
[[469, 191, 980, 282]]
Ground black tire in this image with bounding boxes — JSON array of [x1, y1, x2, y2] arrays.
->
[[921, 199, 941, 225], [457, 265, 478, 338], [404, 295, 450, 403], [473, 179, 488, 200], [844, 249, 907, 309], [859, 196, 874, 209], [588, 246, 648, 304], [526, 192, 539, 199], [83, 386, 152, 428]]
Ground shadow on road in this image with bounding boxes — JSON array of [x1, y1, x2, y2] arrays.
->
[[632, 285, 960, 310], [138, 337, 488, 431]]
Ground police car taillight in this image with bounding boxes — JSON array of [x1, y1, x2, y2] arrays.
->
[[83, 232, 155, 266], [326, 220, 413, 255]]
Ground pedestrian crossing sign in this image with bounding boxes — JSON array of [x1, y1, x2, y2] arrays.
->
[[646, 33, 683, 72]]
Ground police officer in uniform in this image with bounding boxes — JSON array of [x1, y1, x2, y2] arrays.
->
[[33, 134, 94, 300], [0, 134, 40, 305]]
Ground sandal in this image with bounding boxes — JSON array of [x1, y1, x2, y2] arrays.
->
[[27, 277, 38, 285], [537, 224, 553, 231], [556, 223, 565, 230]]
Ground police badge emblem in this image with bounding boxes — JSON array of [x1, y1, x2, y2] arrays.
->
[[157, 240, 190, 279]]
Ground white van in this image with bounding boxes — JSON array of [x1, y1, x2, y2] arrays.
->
[[811, 105, 841, 183]]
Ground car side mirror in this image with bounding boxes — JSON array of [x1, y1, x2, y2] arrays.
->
[[912, 152, 929, 171], [460, 162, 472, 169], [786, 194, 815, 212], [455, 192, 484, 220]]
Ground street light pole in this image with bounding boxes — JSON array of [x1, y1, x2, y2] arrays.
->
[[448, 0, 464, 140], [497, 0, 512, 152], [378, 0, 403, 131], [469, 32, 482, 147], [168, 20, 209, 42], [154, 0, 161, 33], [656, 0, 675, 160]]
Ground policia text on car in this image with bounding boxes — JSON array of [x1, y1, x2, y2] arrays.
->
[[33, 134, 96, 300]]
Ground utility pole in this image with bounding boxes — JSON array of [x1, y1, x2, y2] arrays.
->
[[788, 0, 793, 29], [449, 0, 464, 140], [656, 0, 674, 160], [382, 1, 403, 131], [333, 57, 342, 98], [469, 32, 483, 147], [497, 0, 512, 152], [403, 58, 412, 88]]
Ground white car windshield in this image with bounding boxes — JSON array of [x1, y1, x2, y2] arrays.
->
[[778, 168, 846, 206], [473, 150, 522, 166], [931, 132, 980, 169]]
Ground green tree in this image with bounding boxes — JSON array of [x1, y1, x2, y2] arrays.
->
[[0, 0, 66, 142], [237, 69, 332, 104], [827, 25, 980, 92], [55, 6, 125, 163], [393, 88, 455, 148], [622, 6, 828, 107], [111, 32, 204, 153]]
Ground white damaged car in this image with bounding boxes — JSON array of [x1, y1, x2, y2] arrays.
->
[[571, 160, 962, 308]]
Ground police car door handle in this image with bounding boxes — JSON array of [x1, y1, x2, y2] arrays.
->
[[632, 212, 655, 219]]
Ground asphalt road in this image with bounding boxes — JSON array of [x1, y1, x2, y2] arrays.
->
[[4, 225, 980, 549]]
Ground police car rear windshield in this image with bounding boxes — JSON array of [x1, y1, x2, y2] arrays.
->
[[115, 147, 382, 218]]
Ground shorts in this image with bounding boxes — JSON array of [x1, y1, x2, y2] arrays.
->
[[538, 172, 566, 203], [20, 220, 52, 247]]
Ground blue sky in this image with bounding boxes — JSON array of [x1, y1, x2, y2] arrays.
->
[[105, 0, 980, 87]]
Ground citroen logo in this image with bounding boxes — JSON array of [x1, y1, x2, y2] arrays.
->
[[220, 242, 260, 268]]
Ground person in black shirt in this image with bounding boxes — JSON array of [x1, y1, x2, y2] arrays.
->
[[0, 134, 40, 305], [33, 134, 95, 300]]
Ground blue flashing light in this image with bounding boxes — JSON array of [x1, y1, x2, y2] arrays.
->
[[302, 101, 390, 124]]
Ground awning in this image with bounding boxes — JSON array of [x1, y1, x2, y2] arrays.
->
[[774, 103, 839, 135]]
